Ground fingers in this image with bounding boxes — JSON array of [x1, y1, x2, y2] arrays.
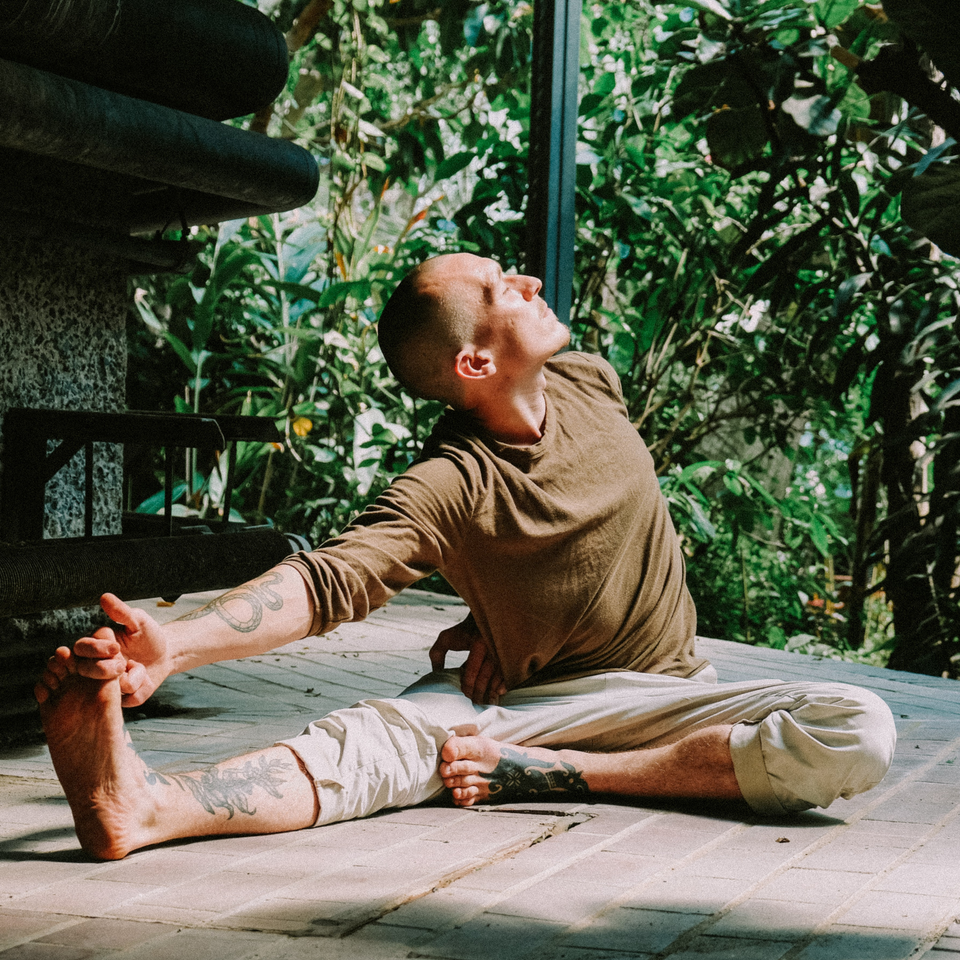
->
[[74, 655, 126, 681], [74, 631, 121, 660], [460, 639, 507, 705], [100, 593, 145, 633], [428, 635, 451, 672], [71, 627, 126, 681], [118, 661, 152, 707]]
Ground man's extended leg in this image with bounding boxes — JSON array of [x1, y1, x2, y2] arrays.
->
[[37, 652, 318, 860]]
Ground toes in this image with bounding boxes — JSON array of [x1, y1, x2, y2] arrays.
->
[[439, 758, 477, 779], [35, 648, 75, 703], [441, 733, 488, 764], [441, 736, 467, 764], [451, 785, 479, 807]]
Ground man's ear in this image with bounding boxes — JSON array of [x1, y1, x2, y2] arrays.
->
[[454, 347, 496, 382]]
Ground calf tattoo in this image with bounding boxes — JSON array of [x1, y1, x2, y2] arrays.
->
[[486, 747, 590, 802], [179, 571, 284, 633], [146, 755, 292, 818]]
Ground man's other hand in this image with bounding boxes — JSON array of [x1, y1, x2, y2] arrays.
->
[[70, 594, 174, 707], [429, 615, 507, 705]]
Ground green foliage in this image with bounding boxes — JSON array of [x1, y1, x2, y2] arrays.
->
[[127, 0, 960, 675]]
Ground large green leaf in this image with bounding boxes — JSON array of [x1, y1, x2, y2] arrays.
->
[[706, 104, 768, 169], [883, 0, 960, 91], [901, 162, 960, 256]]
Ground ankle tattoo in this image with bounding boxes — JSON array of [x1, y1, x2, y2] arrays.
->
[[145, 755, 293, 818], [485, 747, 589, 802]]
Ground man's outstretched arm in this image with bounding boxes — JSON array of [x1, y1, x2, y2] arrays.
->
[[38, 563, 315, 708]]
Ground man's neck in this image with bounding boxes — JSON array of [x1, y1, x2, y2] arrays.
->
[[472, 369, 548, 445]]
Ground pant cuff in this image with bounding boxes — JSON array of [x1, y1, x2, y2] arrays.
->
[[729, 721, 788, 816]]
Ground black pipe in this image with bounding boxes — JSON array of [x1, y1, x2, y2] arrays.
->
[[0, 58, 319, 214], [0, 0, 288, 121], [0, 209, 201, 272], [0, 529, 300, 617]]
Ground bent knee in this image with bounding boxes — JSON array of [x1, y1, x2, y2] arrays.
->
[[743, 683, 897, 813], [831, 685, 897, 799]]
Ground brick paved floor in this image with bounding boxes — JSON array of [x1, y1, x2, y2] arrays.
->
[[1, 589, 959, 959]]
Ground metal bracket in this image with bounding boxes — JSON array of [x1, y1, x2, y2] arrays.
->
[[0, 408, 281, 543]]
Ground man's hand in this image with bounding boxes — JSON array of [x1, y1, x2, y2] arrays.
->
[[429, 615, 507, 705], [70, 593, 174, 707]]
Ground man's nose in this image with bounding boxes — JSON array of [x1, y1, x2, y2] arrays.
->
[[516, 275, 543, 299]]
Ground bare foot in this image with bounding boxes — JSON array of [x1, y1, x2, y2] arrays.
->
[[38, 663, 163, 860], [440, 734, 590, 807]]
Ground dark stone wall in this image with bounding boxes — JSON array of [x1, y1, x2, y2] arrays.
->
[[0, 236, 128, 730]]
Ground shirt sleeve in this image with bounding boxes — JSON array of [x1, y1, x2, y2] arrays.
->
[[282, 451, 479, 636]]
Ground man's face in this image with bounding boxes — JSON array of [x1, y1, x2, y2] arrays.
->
[[424, 254, 570, 370]]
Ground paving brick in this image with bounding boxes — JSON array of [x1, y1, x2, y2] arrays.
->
[[453, 853, 555, 891], [793, 926, 923, 960], [107, 927, 285, 960], [666, 934, 796, 959], [104, 903, 221, 925], [226, 841, 351, 878], [837, 890, 959, 932], [94, 848, 239, 885], [872, 859, 960, 894], [526, 948, 655, 960], [917, 762, 960, 784], [566, 805, 656, 837], [551, 851, 669, 889], [160, 831, 300, 857], [33, 917, 171, 950], [865, 781, 960, 825], [679, 847, 794, 882], [707, 897, 836, 939], [423, 810, 564, 848], [754, 866, 872, 904], [346, 920, 435, 950], [377, 882, 492, 931], [0, 859, 93, 898], [603, 818, 739, 859], [376, 805, 469, 826], [793, 840, 908, 874], [840, 818, 931, 842], [622, 871, 744, 915], [302, 816, 437, 850], [281, 863, 412, 902], [0, 911, 71, 949], [414, 914, 565, 959], [11, 878, 160, 916], [0, 944, 96, 960], [214, 895, 354, 933], [561, 906, 703, 954], [126, 868, 294, 914], [487, 876, 621, 924]]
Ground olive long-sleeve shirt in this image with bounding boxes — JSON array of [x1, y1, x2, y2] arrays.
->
[[285, 351, 706, 689]]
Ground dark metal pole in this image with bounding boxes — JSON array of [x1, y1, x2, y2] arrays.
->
[[527, 0, 581, 325]]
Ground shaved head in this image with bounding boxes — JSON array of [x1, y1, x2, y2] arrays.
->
[[377, 255, 488, 406]]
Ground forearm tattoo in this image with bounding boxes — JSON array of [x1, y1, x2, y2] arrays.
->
[[178, 571, 285, 633], [485, 747, 590, 802], [145, 755, 292, 818]]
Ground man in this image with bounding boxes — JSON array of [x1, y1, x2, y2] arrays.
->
[[35, 253, 896, 861]]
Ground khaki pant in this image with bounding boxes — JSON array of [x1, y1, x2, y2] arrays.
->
[[277, 668, 897, 825]]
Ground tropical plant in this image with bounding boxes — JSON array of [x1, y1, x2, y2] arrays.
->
[[128, 0, 960, 675]]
